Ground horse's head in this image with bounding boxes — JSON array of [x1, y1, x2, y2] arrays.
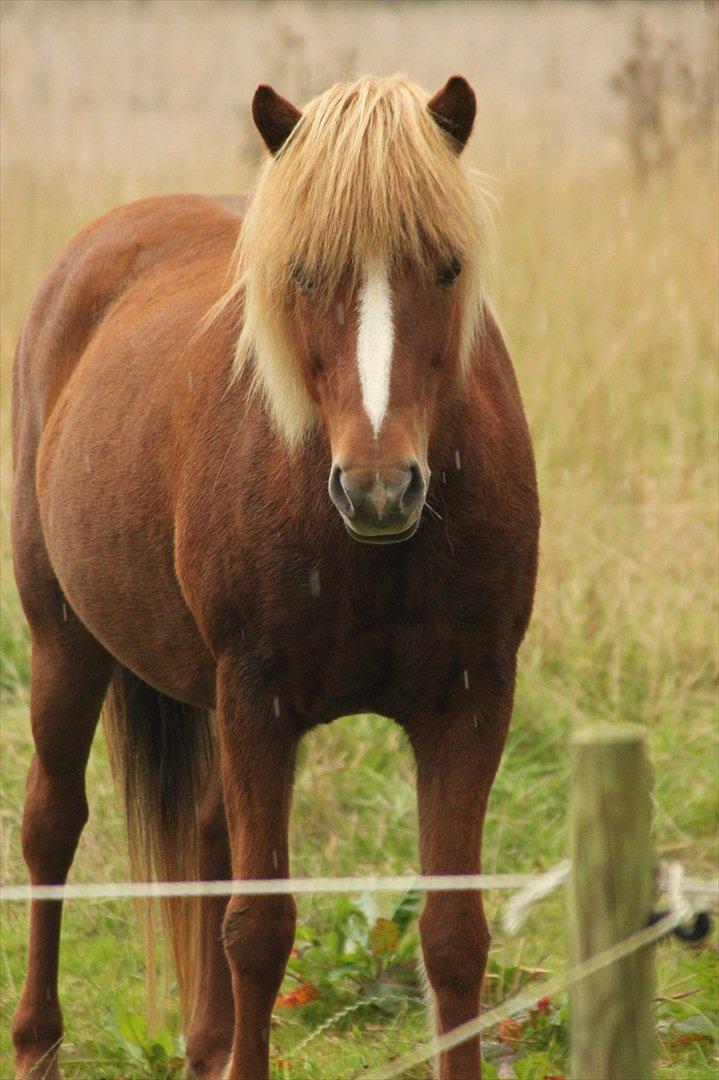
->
[[288, 250, 465, 543], [229, 75, 491, 543]]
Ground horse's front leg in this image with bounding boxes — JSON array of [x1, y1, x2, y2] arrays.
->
[[216, 658, 299, 1080], [408, 672, 514, 1080]]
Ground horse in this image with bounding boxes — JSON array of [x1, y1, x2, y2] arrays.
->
[[10, 73, 539, 1079]]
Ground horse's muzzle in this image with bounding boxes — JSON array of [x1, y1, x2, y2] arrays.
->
[[329, 462, 426, 543]]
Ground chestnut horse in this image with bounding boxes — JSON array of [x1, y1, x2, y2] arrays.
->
[[11, 74, 538, 1079]]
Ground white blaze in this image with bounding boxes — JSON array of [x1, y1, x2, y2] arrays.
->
[[356, 259, 394, 436]]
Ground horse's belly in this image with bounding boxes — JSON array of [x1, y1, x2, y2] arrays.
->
[[36, 365, 216, 709]]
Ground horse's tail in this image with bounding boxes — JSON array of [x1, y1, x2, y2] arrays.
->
[[102, 665, 215, 1025]]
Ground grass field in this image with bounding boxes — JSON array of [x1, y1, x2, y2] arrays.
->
[[1, 2, 717, 1077]]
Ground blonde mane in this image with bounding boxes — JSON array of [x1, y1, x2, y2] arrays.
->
[[219, 73, 494, 444]]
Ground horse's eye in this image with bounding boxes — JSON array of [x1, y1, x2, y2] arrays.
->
[[438, 256, 462, 286], [291, 264, 315, 293]]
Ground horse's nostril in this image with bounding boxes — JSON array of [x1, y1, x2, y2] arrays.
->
[[329, 464, 354, 516], [400, 463, 425, 512]]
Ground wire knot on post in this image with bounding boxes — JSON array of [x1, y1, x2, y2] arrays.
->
[[648, 861, 715, 943]]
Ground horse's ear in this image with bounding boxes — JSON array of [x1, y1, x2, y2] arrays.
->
[[427, 75, 476, 152], [252, 84, 302, 154]]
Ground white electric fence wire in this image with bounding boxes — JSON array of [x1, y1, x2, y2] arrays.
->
[[664, 860, 695, 925], [503, 861, 717, 935], [0, 869, 556, 904], [657, 869, 718, 904], [0, 863, 715, 912], [503, 859, 570, 934]]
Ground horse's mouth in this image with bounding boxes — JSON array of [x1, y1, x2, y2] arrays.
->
[[343, 519, 420, 545]]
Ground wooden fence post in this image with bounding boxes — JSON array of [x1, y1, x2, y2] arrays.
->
[[569, 724, 655, 1079]]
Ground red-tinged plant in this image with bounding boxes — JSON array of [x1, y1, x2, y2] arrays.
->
[[498, 1016, 523, 1046], [279, 890, 423, 1019], [536, 995, 551, 1016], [275, 982, 319, 1009]]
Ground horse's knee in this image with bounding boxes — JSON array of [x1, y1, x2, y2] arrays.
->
[[419, 895, 489, 996], [222, 894, 296, 991]]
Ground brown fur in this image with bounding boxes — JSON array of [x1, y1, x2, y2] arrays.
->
[[11, 75, 538, 1080]]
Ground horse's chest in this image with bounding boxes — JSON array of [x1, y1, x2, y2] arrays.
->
[[248, 553, 469, 724]]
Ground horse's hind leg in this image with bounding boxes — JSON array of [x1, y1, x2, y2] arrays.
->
[[185, 759, 234, 1079], [11, 614, 112, 1079]]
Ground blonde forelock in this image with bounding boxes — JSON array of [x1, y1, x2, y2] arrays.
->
[[218, 74, 494, 444]]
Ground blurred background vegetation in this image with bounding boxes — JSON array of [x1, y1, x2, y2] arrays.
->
[[1, 2, 717, 1077]]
